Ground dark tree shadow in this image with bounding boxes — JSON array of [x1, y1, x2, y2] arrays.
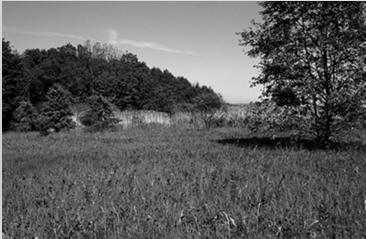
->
[[214, 136, 366, 152]]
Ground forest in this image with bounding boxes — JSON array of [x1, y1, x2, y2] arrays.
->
[[2, 38, 223, 132]]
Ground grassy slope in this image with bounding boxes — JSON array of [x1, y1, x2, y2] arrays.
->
[[2, 127, 366, 238]]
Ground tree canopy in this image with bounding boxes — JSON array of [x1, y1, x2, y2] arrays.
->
[[239, 2, 366, 143], [2, 38, 223, 131], [37, 84, 75, 134], [2, 39, 25, 130]]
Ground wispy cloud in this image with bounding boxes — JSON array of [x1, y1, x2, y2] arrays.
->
[[3, 27, 92, 41], [3, 27, 197, 56], [107, 28, 197, 56]]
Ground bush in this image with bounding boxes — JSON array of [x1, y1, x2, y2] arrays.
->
[[244, 101, 311, 138], [225, 115, 247, 128], [191, 91, 223, 114], [10, 101, 38, 131], [197, 112, 227, 129], [82, 95, 119, 132], [189, 92, 225, 129], [79, 110, 98, 126], [83, 121, 118, 133], [36, 84, 75, 135]]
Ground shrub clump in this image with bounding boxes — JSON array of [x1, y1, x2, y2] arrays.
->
[[80, 95, 119, 132], [10, 101, 38, 131], [191, 91, 225, 129], [244, 100, 311, 138]]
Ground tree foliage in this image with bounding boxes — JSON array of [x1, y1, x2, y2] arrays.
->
[[191, 87, 223, 113], [2, 39, 223, 131], [2, 38, 26, 130], [239, 2, 366, 143], [36, 84, 74, 134], [244, 100, 311, 138], [80, 95, 119, 132], [10, 101, 38, 132], [191, 88, 225, 129]]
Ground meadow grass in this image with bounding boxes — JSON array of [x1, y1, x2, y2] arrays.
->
[[2, 126, 366, 238]]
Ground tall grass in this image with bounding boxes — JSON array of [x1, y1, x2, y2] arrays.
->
[[70, 104, 251, 129], [3, 127, 366, 238], [114, 110, 172, 128]]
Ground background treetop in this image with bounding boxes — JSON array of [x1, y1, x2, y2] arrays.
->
[[2, 38, 224, 131]]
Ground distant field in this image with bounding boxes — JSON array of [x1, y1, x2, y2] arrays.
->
[[3, 127, 366, 238]]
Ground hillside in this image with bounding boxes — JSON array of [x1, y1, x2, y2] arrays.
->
[[2, 39, 223, 131]]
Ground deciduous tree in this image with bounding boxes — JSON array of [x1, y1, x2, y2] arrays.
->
[[2, 38, 26, 130], [239, 2, 366, 143], [10, 101, 38, 132]]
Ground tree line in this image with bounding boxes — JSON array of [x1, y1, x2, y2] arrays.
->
[[3, 39, 223, 131]]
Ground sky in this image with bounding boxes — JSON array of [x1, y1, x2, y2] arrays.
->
[[2, 1, 263, 104]]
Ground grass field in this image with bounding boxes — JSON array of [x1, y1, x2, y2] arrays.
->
[[2, 126, 366, 238]]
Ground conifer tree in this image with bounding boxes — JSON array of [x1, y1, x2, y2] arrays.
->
[[37, 84, 74, 134]]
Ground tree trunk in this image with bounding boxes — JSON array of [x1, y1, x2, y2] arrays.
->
[[319, 40, 332, 146]]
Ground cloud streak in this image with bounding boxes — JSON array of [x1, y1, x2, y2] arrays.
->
[[3, 27, 197, 56], [3, 27, 92, 41], [108, 28, 196, 55]]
